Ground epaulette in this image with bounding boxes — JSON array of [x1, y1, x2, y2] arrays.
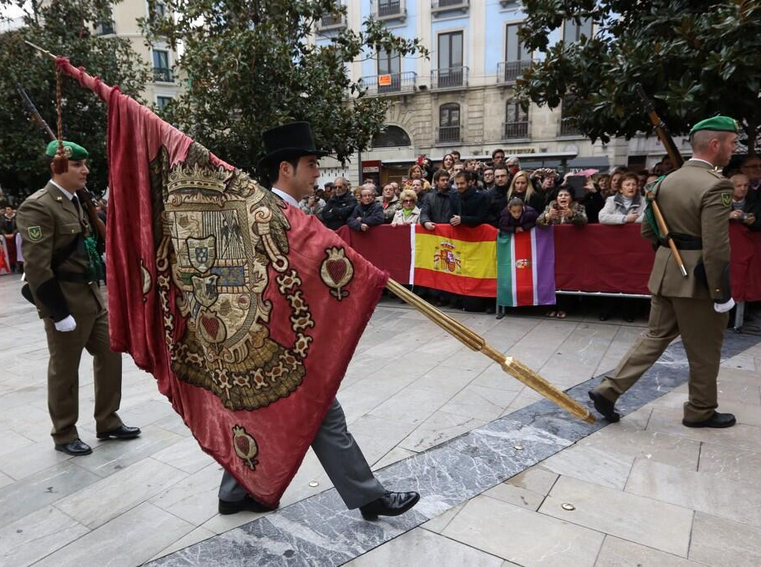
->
[[27, 187, 48, 200], [707, 169, 725, 179]]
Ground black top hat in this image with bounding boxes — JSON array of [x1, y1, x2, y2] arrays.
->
[[259, 122, 328, 167]]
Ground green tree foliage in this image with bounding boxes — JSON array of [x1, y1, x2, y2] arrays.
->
[[141, 0, 428, 179], [0, 0, 150, 199], [516, 0, 761, 153]]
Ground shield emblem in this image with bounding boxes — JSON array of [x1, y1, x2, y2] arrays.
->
[[187, 236, 217, 272], [721, 193, 732, 207], [191, 274, 220, 308]]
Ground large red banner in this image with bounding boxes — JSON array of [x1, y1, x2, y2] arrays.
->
[[59, 59, 388, 507]]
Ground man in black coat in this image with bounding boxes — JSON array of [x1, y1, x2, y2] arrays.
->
[[420, 170, 454, 229], [321, 177, 357, 230], [486, 166, 510, 227], [450, 171, 489, 227]]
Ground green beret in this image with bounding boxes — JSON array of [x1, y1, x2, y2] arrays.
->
[[45, 140, 89, 161], [689, 116, 739, 136]]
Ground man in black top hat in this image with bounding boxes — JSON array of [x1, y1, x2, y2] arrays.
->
[[218, 122, 420, 520]]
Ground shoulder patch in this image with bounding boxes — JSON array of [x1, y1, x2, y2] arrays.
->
[[27, 226, 42, 241], [721, 193, 732, 207]]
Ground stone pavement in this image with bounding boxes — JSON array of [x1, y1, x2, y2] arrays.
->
[[0, 271, 759, 566]]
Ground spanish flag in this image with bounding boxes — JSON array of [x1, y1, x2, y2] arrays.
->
[[412, 224, 497, 297], [497, 227, 556, 307]]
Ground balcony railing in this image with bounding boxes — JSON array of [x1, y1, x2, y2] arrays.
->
[[503, 121, 530, 140], [436, 126, 461, 144], [360, 72, 417, 95], [432, 0, 469, 13], [153, 67, 174, 83], [319, 14, 346, 29], [559, 117, 582, 137], [431, 66, 468, 90], [497, 60, 531, 84], [376, 0, 405, 19]]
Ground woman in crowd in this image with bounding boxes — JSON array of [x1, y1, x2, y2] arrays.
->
[[729, 173, 760, 231], [391, 190, 421, 226], [608, 167, 628, 197], [507, 170, 545, 212], [377, 182, 400, 223], [537, 187, 588, 226], [599, 172, 645, 224], [499, 197, 538, 234], [440, 153, 455, 175], [595, 173, 611, 197]]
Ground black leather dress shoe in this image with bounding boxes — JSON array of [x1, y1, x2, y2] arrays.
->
[[360, 491, 420, 520], [682, 411, 736, 428], [218, 495, 277, 515], [588, 390, 621, 423], [96, 424, 142, 440], [55, 438, 93, 456]]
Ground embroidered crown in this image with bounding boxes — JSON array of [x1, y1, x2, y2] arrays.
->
[[167, 163, 231, 193]]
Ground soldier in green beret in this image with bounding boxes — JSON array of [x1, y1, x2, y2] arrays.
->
[[590, 116, 739, 428], [15, 141, 141, 456]]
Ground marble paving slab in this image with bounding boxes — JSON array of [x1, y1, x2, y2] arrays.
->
[[148, 331, 760, 567]]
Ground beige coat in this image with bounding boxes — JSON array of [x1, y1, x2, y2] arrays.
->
[[16, 182, 104, 319], [642, 160, 732, 301]]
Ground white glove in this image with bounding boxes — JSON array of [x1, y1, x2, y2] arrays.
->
[[713, 298, 735, 313], [54, 315, 77, 332]]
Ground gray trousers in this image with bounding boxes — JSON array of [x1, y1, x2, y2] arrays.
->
[[219, 398, 385, 509]]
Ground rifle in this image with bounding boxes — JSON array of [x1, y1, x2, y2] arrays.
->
[[16, 83, 107, 252], [635, 84, 688, 278]]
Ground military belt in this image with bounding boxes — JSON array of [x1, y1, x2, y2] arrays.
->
[[56, 271, 93, 284], [659, 233, 702, 251]]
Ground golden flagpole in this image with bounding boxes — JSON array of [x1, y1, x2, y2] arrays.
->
[[385, 279, 595, 424]]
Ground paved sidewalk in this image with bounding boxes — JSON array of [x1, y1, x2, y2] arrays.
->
[[1, 272, 759, 566]]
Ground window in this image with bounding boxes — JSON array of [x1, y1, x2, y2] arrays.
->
[[377, 49, 400, 76], [372, 126, 411, 148], [153, 50, 173, 82], [157, 96, 173, 111], [156, 2, 166, 16], [438, 103, 461, 143], [504, 99, 529, 139], [563, 17, 593, 43], [505, 23, 530, 62], [378, 0, 402, 17], [560, 95, 581, 136], [437, 32, 464, 87], [96, 21, 114, 35]]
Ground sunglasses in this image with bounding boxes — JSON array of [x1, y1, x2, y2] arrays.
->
[[402, 199, 415, 203]]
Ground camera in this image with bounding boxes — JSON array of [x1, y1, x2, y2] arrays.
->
[[742, 213, 750, 222]]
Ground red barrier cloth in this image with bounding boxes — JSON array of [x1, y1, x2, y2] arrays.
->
[[337, 224, 761, 301], [729, 223, 761, 302], [61, 63, 388, 508], [337, 224, 412, 284], [553, 224, 654, 294]]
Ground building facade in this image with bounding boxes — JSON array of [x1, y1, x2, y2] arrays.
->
[[315, 0, 681, 187], [101, 0, 181, 110]]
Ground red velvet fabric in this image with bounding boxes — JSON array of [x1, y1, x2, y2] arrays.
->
[[59, 61, 388, 507], [337, 224, 411, 283]]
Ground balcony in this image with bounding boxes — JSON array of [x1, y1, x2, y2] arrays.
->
[[431, 66, 468, 90], [375, 0, 406, 21], [153, 67, 174, 83], [436, 126, 461, 144], [360, 72, 417, 95], [503, 121, 530, 140], [319, 13, 346, 30], [431, 0, 469, 15], [559, 117, 583, 137], [497, 60, 531, 85]]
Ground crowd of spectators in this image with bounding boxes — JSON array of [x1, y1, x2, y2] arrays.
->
[[301, 150, 761, 236], [295, 149, 761, 318]]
